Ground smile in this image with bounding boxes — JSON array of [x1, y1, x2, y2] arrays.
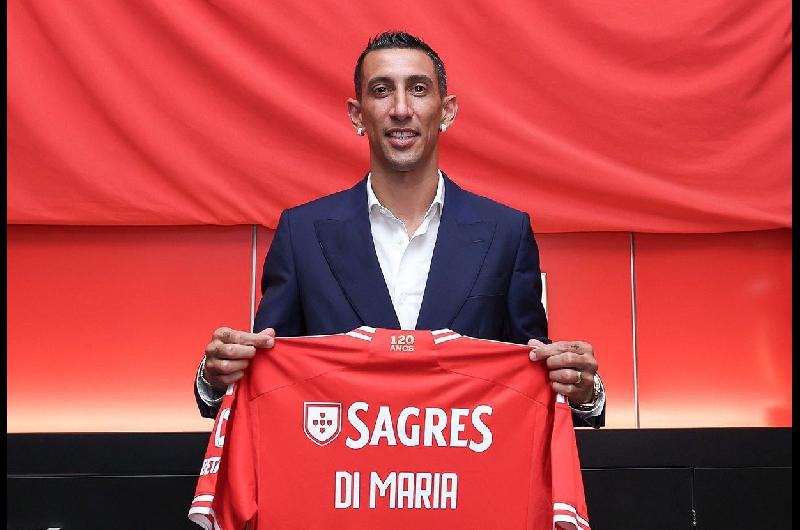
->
[[386, 130, 418, 138], [385, 129, 419, 149]]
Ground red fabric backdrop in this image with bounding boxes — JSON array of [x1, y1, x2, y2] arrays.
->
[[7, 0, 791, 232]]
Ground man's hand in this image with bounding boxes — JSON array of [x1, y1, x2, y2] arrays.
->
[[528, 339, 598, 406], [202, 327, 276, 392]]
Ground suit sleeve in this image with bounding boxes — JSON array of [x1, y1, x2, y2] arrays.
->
[[506, 212, 549, 345], [551, 394, 592, 530], [196, 209, 305, 418], [189, 382, 258, 529], [508, 213, 606, 428], [253, 208, 305, 335]]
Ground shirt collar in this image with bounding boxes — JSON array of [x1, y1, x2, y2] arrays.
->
[[367, 170, 445, 218]]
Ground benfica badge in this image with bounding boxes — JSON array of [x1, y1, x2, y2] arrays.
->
[[303, 402, 342, 446]]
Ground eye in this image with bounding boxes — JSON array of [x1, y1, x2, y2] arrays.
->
[[372, 85, 389, 97], [412, 84, 427, 95]]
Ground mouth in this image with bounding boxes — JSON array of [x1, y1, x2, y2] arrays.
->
[[385, 128, 420, 149]]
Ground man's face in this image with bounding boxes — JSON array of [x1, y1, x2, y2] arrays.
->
[[349, 48, 456, 174]]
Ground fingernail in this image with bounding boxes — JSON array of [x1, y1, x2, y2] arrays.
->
[[529, 350, 537, 361]]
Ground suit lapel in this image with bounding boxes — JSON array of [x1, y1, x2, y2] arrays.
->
[[416, 176, 496, 330], [314, 178, 400, 329]]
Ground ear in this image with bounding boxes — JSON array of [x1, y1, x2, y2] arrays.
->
[[347, 98, 363, 131], [440, 94, 458, 130]]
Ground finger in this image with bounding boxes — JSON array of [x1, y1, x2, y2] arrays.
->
[[534, 341, 587, 359], [528, 338, 546, 361], [253, 328, 277, 348], [530, 343, 562, 360], [206, 358, 250, 376], [211, 327, 234, 341], [206, 342, 257, 360], [552, 381, 595, 406], [548, 368, 584, 386], [212, 327, 251, 344], [217, 370, 245, 386], [544, 352, 581, 370], [545, 352, 597, 373], [551, 381, 579, 397], [550, 340, 592, 355], [220, 329, 275, 348]]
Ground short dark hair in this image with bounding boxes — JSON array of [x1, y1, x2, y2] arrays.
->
[[354, 31, 447, 100]]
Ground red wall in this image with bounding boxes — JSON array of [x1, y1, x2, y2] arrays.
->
[[7, 225, 252, 432], [536, 233, 636, 428], [634, 230, 792, 427], [7, 226, 792, 432]]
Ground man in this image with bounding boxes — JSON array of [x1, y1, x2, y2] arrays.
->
[[195, 32, 605, 427]]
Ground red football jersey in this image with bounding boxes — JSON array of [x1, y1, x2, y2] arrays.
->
[[189, 327, 591, 530]]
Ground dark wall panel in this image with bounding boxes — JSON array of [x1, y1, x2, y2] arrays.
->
[[7, 430, 791, 529], [693, 467, 792, 530], [7, 476, 199, 530], [583, 468, 694, 530]]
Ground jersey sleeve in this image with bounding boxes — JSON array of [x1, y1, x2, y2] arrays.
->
[[189, 382, 258, 530], [551, 394, 592, 530]]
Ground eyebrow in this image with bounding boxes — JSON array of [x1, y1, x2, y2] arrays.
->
[[367, 74, 435, 87]]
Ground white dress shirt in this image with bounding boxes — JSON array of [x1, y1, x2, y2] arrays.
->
[[367, 171, 444, 330]]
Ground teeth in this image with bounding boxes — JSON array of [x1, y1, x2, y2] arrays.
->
[[389, 131, 415, 138]]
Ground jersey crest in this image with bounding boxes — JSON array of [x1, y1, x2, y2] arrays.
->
[[304, 402, 342, 446]]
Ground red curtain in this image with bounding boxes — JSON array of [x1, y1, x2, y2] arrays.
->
[[7, 0, 791, 232]]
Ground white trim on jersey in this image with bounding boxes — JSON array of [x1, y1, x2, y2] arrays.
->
[[554, 502, 591, 529], [188, 514, 211, 529], [189, 506, 222, 530], [556, 394, 567, 404], [433, 333, 462, 344], [188, 514, 212, 530], [357, 325, 377, 333], [346, 330, 374, 341], [554, 513, 580, 529], [190, 494, 224, 530], [431, 328, 462, 344]]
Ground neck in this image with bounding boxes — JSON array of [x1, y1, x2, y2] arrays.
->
[[370, 166, 439, 225]]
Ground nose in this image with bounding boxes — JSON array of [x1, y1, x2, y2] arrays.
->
[[389, 91, 413, 121]]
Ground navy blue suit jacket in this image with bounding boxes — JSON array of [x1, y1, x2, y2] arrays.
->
[[196, 173, 604, 427]]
